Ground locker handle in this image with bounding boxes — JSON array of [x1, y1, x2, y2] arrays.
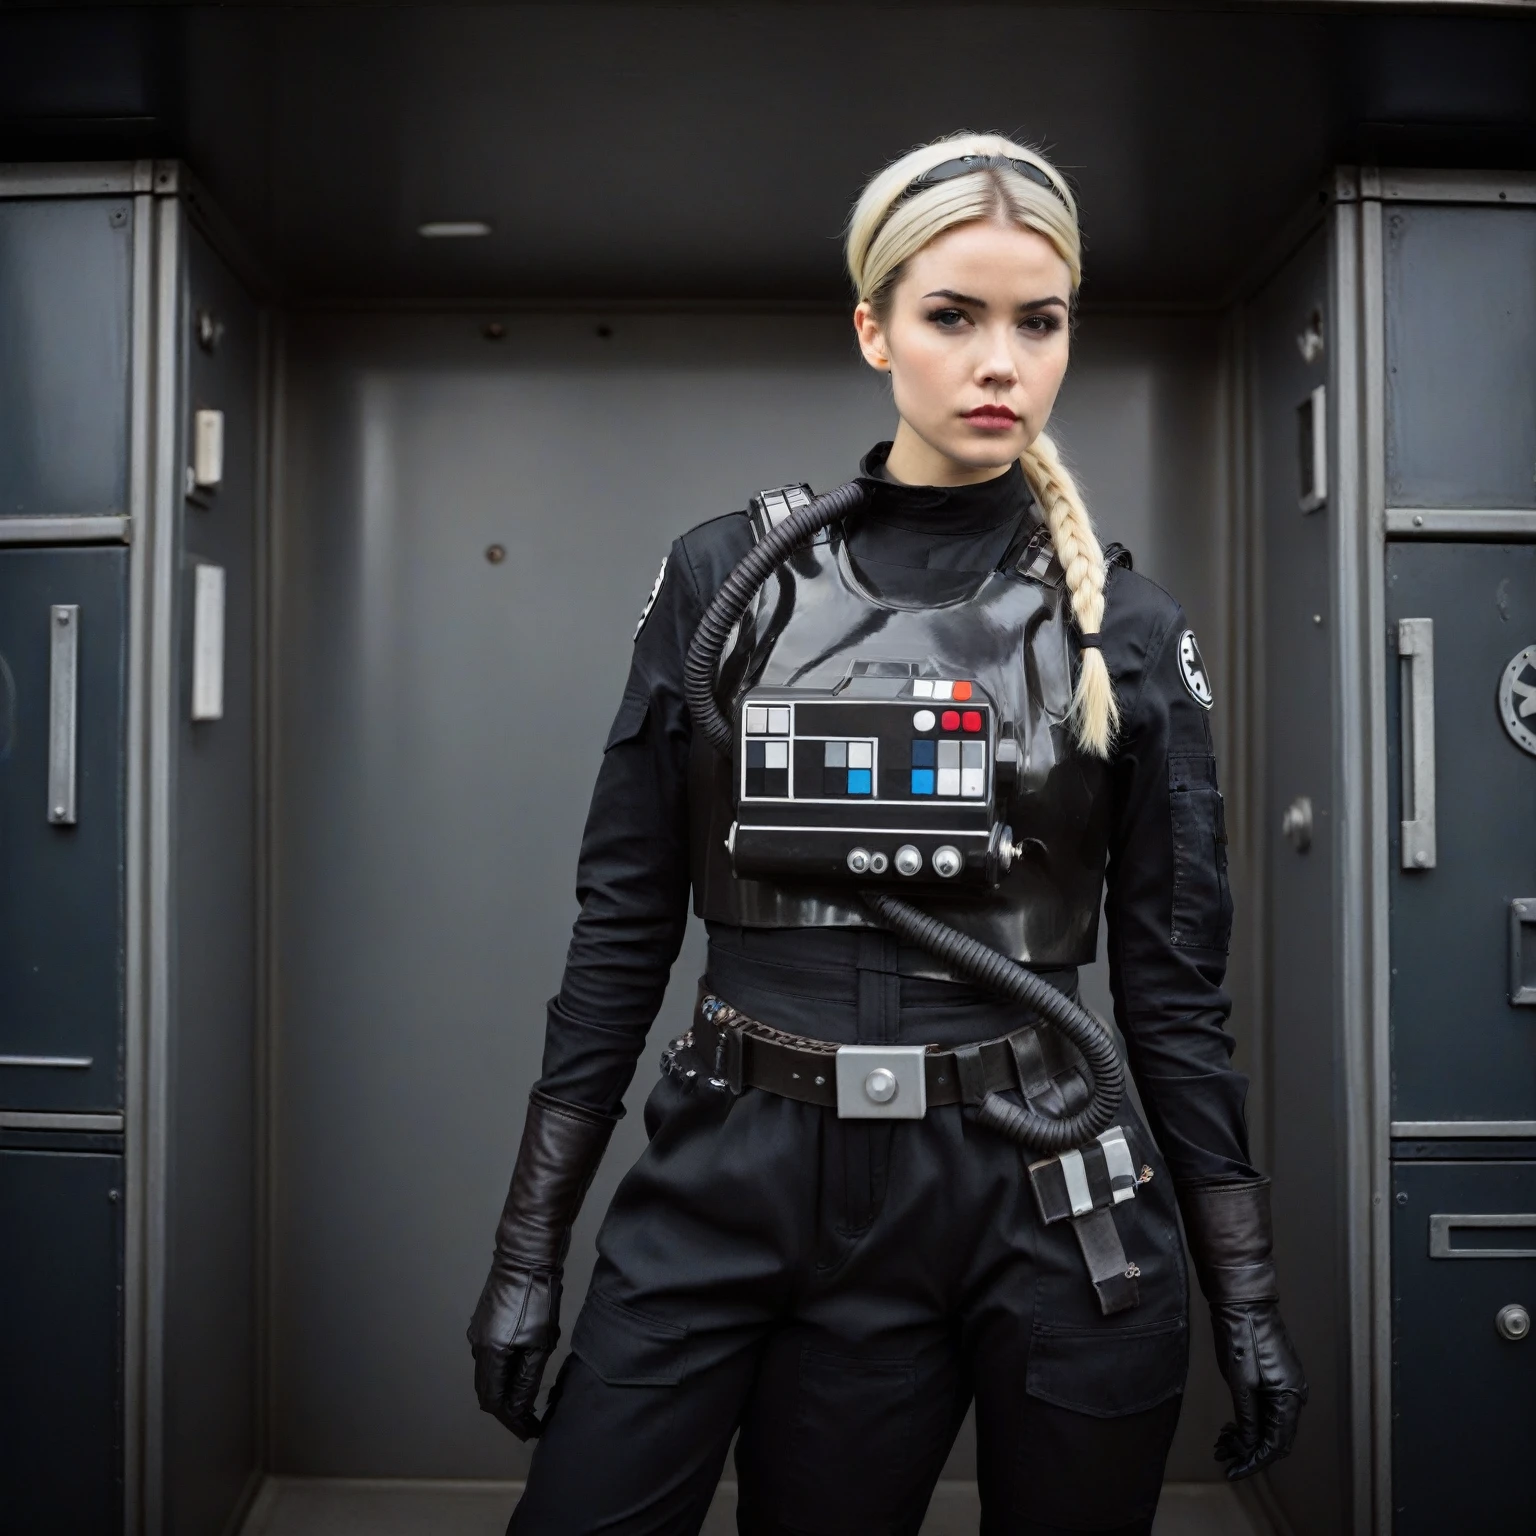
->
[[1429, 1213, 1536, 1260], [48, 604, 79, 826], [1397, 617, 1435, 870], [1512, 900, 1536, 1007]]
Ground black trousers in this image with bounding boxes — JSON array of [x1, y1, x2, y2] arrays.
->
[[511, 930, 1190, 1536]]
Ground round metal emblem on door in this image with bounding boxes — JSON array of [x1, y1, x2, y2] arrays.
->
[[1498, 645, 1536, 757]]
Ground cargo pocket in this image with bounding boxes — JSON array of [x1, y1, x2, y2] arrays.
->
[[1168, 753, 1233, 952], [570, 1290, 690, 1386], [781, 1349, 916, 1533], [1025, 1315, 1188, 1418]]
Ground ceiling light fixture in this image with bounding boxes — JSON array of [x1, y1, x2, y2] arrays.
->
[[418, 220, 492, 239]]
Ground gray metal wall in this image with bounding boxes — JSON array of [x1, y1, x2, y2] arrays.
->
[[269, 307, 1243, 1481]]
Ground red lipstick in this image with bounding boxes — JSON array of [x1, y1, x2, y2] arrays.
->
[[962, 405, 1019, 430]]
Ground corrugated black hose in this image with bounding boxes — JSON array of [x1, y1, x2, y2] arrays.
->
[[861, 893, 1123, 1151], [683, 481, 869, 755], [684, 477, 1123, 1151]]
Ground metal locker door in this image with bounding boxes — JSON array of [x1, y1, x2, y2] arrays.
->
[[0, 548, 127, 1111], [1254, 226, 1349, 1536], [1392, 1157, 1536, 1533], [0, 1142, 123, 1534], [0, 197, 134, 524], [1386, 543, 1536, 1126], [1385, 205, 1536, 510]]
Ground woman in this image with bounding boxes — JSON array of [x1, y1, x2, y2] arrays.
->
[[469, 133, 1305, 1536]]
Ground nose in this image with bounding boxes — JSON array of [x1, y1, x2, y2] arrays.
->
[[977, 325, 1018, 388]]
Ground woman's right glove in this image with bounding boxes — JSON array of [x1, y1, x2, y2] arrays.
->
[[1177, 1176, 1308, 1481], [467, 1090, 617, 1439]]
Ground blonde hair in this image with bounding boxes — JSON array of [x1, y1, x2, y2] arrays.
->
[[846, 133, 1118, 758]]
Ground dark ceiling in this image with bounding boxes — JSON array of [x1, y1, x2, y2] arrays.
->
[[2, 4, 1535, 306]]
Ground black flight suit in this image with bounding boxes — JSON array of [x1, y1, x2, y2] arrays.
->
[[508, 449, 1254, 1536]]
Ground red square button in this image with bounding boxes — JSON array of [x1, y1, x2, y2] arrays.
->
[[961, 710, 982, 732], [940, 710, 960, 731]]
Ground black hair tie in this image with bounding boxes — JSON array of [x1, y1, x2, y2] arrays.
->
[[1077, 632, 1103, 651]]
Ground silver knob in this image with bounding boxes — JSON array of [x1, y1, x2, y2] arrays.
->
[[932, 845, 962, 879], [894, 844, 922, 877], [868, 851, 889, 874], [1281, 796, 1313, 852], [846, 847, 871, 874], [864, 1067, 897, 1104], [1496, 1304, 1530, 1342]]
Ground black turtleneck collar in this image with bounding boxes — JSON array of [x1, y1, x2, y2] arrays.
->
[[843, 442, 1038, 604], [856, 440, 1034, 536]]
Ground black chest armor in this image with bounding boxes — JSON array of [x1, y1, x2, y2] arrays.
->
[[690, 491, 1119, 969]]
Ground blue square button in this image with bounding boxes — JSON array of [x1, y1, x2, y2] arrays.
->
[[847, 768, 872, 796], [911, 739, 936, 768], [910, 768, 935, 795]]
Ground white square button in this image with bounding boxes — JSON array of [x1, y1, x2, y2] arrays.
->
[[745, 705, 767, 734], [912, 680, 935, 699], [767, 707, 791, 735], [933, 681, 954, 700], [936, 768, 960, 797], [847, 741, 873, 769], [764, 740, 789, 769], [961, 768, 984, 797]]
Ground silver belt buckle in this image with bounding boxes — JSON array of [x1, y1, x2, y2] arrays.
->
[[834, 1045, 928, 1120]]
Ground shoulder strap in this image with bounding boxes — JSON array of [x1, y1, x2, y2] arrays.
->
[[1013, 523, 1064, 589], [1014, 528, 1133, 587], [747, 483, 814, 542]]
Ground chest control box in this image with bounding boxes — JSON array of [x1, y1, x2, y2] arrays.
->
[[730, 674, 1018, 886]]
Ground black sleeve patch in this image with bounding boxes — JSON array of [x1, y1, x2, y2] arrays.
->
[[1168, 752, 1233, 952]]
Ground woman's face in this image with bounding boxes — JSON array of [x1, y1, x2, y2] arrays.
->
[[854, 219, 1073, 484]]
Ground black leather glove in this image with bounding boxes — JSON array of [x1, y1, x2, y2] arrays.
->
[[1177, 1176, 1307, 1481], [467, 1090, 617, 1439]]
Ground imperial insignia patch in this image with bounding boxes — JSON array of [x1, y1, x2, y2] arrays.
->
[[634, 557, 668, 640], [1178, 630, 1213, 709]]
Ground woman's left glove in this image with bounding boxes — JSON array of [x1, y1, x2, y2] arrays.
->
[[467, 1090, 617, 1439], [1177, 1177, 1308, 1481]]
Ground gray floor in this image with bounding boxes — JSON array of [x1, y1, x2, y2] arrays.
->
[[242, 1477, 1268, 1536]]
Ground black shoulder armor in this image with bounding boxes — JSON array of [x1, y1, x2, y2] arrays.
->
[[747, 483, 814, 542]]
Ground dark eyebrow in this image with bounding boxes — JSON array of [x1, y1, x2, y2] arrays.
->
[[922, 289, 1069, 314]]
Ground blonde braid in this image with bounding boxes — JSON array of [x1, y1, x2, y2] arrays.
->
[[1021, 431, 1119, 758]]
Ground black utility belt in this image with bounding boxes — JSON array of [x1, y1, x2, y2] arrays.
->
[[670, 991, 1152, 1316], [685, 992, 1026, 1120]]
